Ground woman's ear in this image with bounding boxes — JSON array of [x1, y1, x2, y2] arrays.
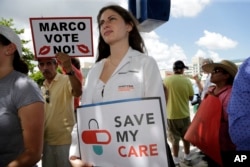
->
[[5, 43, 17, 56], [126, 22, 133, 32]]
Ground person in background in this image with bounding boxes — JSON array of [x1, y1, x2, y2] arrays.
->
[[71, 57, 84, 109], [202, 60, 237, 166], [38, 54, 82, 167], [0, 25, 44, 166], [69, 4, 174, 167], [192, 58, 214, 113], [228, 57, 250, 151], [163, 60, 194, 166], [190, 79, 200, 113], [193, 58, 214, 100], [61, 57, 84, 111]]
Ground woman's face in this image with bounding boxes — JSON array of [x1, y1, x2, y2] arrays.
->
[[0, 43, 4, 55], [0, 42, 14, 62], [99, 9, 132, 45], [210, 67, 229, 83], [0, 44, 5, 64]]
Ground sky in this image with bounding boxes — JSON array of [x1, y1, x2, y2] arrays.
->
[[1, 0, 250, 70]]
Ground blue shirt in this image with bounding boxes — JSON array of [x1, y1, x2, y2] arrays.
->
[[228, 57, 250, 151]]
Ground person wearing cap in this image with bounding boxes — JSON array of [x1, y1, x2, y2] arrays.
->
[[0, 25, 44, 166], [163, 60, 194, 166], [37, 53, 82, 167], [200, 59, 237, 166], [228, 57, 250, 151]]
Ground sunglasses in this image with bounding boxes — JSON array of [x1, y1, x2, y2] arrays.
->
[[45, 90, 50, 103], [212, 68, 226, 74]]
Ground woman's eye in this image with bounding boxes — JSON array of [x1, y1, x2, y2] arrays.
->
[[109, 17, 116, 21], [99, 17, 116, 27], [99, 21, 104, 27]]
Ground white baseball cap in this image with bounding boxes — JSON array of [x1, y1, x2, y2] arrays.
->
[[0, 25, 22, 57]]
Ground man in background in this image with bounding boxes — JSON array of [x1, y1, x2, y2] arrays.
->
[[163, 60, 194, 166], [38, 53, 82, 167]]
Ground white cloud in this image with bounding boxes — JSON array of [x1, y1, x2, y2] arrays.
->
[[208, 50, 221, 61], [193, 49, 207, 58], [0, 0, 213, 70], [142, 32, 187, 70], [196, 30, 238, 50], [171, 0, 211, 18], [193, 49, 221, 62]]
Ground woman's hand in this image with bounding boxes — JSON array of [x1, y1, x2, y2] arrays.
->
[[69, 156, 93, 167]]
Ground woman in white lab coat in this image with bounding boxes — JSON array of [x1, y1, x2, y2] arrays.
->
[[69, 4, 173, 167]]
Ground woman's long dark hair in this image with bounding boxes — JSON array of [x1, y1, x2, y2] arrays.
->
[[0, 34, 28, 74], [95, 5, 146, 63]]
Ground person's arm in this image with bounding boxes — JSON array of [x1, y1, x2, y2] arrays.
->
[[188, 79, 195, 101], [193, 74, 203, 93], [7, 102, 44, 167], [56, 52, 82, 97]]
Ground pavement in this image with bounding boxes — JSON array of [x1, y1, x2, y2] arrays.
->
[[173, 105, 208, 167], [169, 140, 208, 167]]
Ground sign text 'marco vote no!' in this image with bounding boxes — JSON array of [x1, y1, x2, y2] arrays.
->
[[30, 17, 94, 58]]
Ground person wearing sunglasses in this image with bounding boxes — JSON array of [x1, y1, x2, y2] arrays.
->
[[38, 54, 82, 167], [199, 60, 238, 166]]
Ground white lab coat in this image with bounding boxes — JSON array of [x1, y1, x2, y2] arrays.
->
[[69, 47, 167, 158]]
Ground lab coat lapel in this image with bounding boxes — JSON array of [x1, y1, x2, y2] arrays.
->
[[111, 47, 133, 76]]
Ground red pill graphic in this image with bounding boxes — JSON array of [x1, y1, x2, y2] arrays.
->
[[82, 130, 111, 145]]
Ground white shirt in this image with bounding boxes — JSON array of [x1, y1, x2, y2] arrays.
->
[[69, 47, 167, 158]]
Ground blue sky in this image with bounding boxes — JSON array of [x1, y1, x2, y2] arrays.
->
[[1, 0, 249, 70], [155, 0, 250, 66]]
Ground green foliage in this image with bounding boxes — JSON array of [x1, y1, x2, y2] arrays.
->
[[0, 18, 43, 85], [30, 71, 44, 87]]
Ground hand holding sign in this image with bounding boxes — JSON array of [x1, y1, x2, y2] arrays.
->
[[55, 52, 72, 72], [69, 156, 93, 167]]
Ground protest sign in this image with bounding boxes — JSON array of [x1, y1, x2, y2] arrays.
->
[[30, 17, 93, 58], [77, 97, 169, 167]]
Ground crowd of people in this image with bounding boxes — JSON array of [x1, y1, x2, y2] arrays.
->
[[0, 3, 249, 167]]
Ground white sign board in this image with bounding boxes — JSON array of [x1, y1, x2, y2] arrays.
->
[[30, 17, 93, 58], [77, 97, 169, 167]]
